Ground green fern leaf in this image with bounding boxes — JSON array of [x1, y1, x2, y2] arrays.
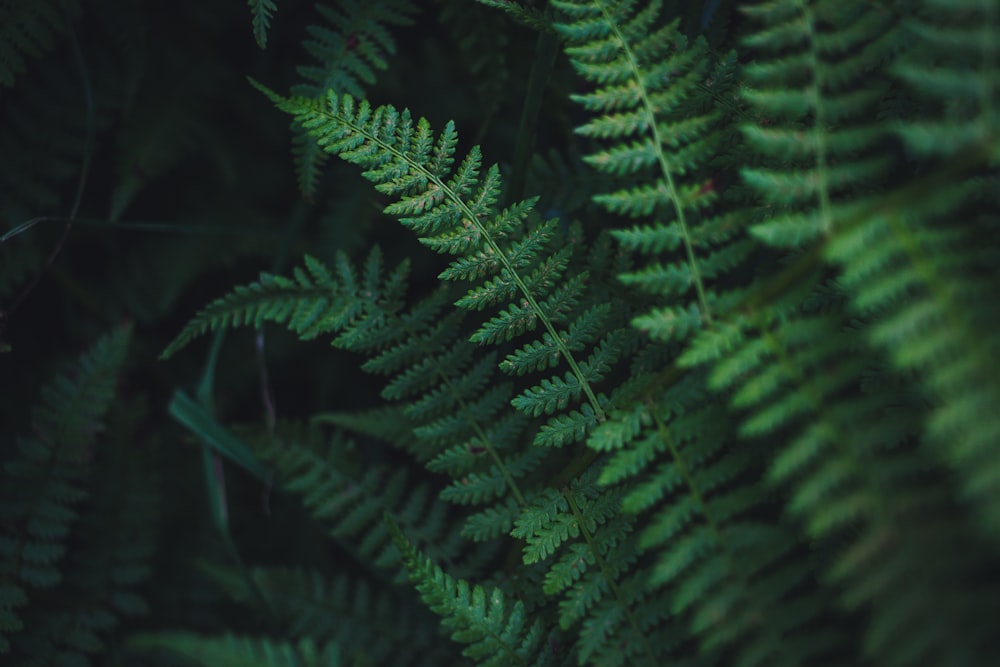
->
[[253, 83, 610, 422], [162, 249, 407, 358], [0, 326, 130, 653], [249, 425, 470, 581], [248, 0, 277, 49], [287, 0, 417, 196], [387, 515, 549, 667], [556, 0, 746, 347]]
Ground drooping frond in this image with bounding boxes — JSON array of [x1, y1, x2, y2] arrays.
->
[[0, 325, 131, 653], [162, 249, 407, 359]]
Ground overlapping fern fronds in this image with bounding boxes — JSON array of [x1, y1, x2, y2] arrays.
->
[[552, 3, 842, 664], [672, 1, 1000, 664], [206, 565, 448, 664], [250, 422, 480, 582], [164, 249, 535, 548], [144, 2, 1000, 666], [851, 0, 1000, 539], [132, 632, 343, 667], [289, 0, 418, 198], [253, 78, 632, 454]]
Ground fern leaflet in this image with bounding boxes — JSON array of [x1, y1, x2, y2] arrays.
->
[[0, 325, 131, 653]]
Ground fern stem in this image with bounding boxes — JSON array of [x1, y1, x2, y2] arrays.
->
[[799, 1, 834, 234], [592, 0, 713, 323], [564, 488, 657, 667], [317, 104, 608, 423]]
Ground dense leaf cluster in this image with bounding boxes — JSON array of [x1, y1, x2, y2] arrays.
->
[[2, 1, 998, 666]]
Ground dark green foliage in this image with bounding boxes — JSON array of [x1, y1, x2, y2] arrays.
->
[[3, 1, 999, 666], [289, 0, 417, 198], [133, 632, 343, 667], [249, 0, 278, 49], [0, 326, 138, 659], [388, 516, 559, 667], [0, 0, 79, 87]]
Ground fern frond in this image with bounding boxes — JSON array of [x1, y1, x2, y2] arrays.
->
[[893, 0, 1000, 159], [840, 0, 1000, 540], [0, 326, 130, 653], [249, 0, 278, 49], [555, 0, 750, 344], [204, 564, 449, 665], [162, 249, 407, 358], [387, 516, 552, 667], [505, 468, 662, 667], [476, 0, 557, 33], [253, 426, 474, 581], [255, 79, 631, 450], [0, 0, 80, 87], [132, 632, 342, 667], [741, 0, 898, 240], [289, 0, 417, 197], [14, 397, 159, 663]]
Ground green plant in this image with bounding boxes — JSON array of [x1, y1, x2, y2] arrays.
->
[[1, 0, 998, 666]]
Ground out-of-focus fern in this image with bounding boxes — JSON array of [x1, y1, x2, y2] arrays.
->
[[249, 0, 279, 49], [14, 396, 160, 664], [859, 0, 1000, 539], [251, 422, 476, 581], [0, 0, 80, 87], [437, 0, 514, 143], [674, 1, 1000, 665], [206, 564, 451, 666], [0, 326, 131, 654], [133, 632, 343, 667], [289, 0, 418, 199]]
